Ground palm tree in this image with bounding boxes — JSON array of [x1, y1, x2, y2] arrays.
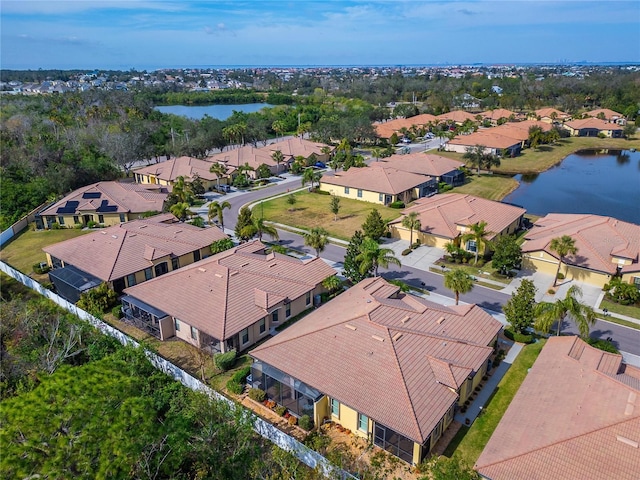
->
[[272, 120, 286, 141], [322, 275, 341, 294], [401, 212, 421, 248], [271, 149, 285, 173], [461, 221, 493, 265], [444, 269, 474, 305], [207, 200, 231, 229], [170, 202, 193, 222], [252, 217, 279, 242], [301, 168, 322, 189], [209, 162, 228, 191], [534, 285, 596, 337], [549, 235, 578, 287], [463, 145, 486, 175], [356, 237, 401, 277], [371, 147, 383, 162], [304, 227, 329, 257]]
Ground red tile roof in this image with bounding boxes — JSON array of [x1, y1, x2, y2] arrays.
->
[[522, 214, 640, 275], [43, 215, 227, 281], [479, 109, 518, 121], [123, 241, 336, 341], [251, 277, 502, 444], [565, 117, 624, 131], [448, 120, 552, 149], [374, 114, 438, 138], [207, 145, 276, 171], [585, 108, 623, 121], [40, 181, 167, 217], [320, 164, 430, 195], [534, 107, 569, 119], [389, 194, 525, 240], [476, 336, 640, 480], [133, 156, 220, 182], [377, 153, 464, 177], [436, 110, 477, 124], [261, 137, 329, 158]]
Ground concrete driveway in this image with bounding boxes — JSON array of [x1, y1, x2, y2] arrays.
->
[[382, 238, 444, 270]]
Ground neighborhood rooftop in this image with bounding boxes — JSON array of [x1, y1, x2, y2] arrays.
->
[[321, 163, 431, 195]]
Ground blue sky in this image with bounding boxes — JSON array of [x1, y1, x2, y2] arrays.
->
[[1, 1, 639, 70]]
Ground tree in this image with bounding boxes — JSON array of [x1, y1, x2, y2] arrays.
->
[[209, 162, 229, 191], [330, 195, 341, 221], [461, 221, 493, 265], [371, 147, 383, 162], [271, 149, 285, 173], [207, 200, 231, 229], [169, 202, 193, 222], [252, 217, 279, 242], [171, 175, 194, 205], [549, 235, 578, 287], [322, 275, 341, 294], [362, 209, 387, 241], [534, 285, 596, 337], [210, 238, 235, 254], [623, 123, 637, 138], [463, 144, 486, 175], [286, 194, 297, 211], [255, 163, 272, 179], [272, 120, 286, 140], [604, 277, 640, 305], [356, 237, 401, 277], [234, 206, 254, 242], [491, 235, 522, 275], [304, 227, 329, 257], [444, 269, 474, 305], [401, 211, 421, 248], [503, 279, 537, 334], [528, 125, 544, 149], [301, 167, 322, 189], [343, 230, 367, 284]]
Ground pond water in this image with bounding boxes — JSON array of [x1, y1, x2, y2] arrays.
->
[[155, 103, 274, 120], [503, 149, 640, 224]]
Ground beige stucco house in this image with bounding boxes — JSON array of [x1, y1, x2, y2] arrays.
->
[[133, 156, 226, 191], [563, 117, 624, 137]]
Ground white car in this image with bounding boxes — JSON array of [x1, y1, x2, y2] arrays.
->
[[401, 137, 411, 144]]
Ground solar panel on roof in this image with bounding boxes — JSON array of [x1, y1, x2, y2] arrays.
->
[[82, 192, 102, 199], [96, 200, 118, 212], [56, 200, 80, 214]]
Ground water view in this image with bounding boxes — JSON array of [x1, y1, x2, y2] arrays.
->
[[155, 103, 274, 120], [503, 149, 640, 224]]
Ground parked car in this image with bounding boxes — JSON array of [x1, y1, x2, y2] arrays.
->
[[401, 137, 411, 144], [315, 161, 326, 168]]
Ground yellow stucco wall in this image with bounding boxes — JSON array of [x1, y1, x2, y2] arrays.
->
[[523, 251, 613, 287], [319, 183, 391, 205], [329, 400, 370, 440], [44, 212, 130, 228], [390, 225, 450, 248]]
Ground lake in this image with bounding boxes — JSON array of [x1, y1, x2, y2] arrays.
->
[[155, 103, 274, 120], [503, 149, 640, 224]]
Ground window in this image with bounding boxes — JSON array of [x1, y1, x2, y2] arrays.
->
[[126, 273, 136, 287], [193, 250, 201, 262], [272, 310, 278, 323], [306, 292, 311, 306], [154, 262, 169, 277], [73, 216, 80, 224], [379, 193, 383, 202], [119, 213, 126, 222], [634, 277, 640, 287], [285, 302, 291, 318], [358, 413, 369, 432], [357, 189, 363, 198], [241, 328, 249, 345], [174, 318, 181, 331], [344, 187, 350, 194], [144, 267, 153, 281], [57, 216, 65, 225], [171, 257, 180, 270], [330, 398, 340, 417], [190, 326, 198, 340], [466, 240, 477, 252], [259, 318, 266, 334], [98, 214, 104, 224]]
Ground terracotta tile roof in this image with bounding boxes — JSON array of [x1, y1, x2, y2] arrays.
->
[[207, 145, 276, 170], [534, 107, 569, 119], [43, 215, 228, 281], [251, 277, 501, 444], [479, 109, 518, 121], [40, 181, 167, 217], [436, 110, 477, 124], [260, 137, 329, 158], [522, 214, 640, 275], [389, 193, 525, 241], [377, 153, 464, 177], [475, 336, 640, 480], [320, 164, 430, 195], [565, 117, 624, 131], [374, 114, 438, 138], [585, 108, 623, 121], [448, 120, 552, 149], [123, 240, 336, 341], [133, 156, 221, 182]]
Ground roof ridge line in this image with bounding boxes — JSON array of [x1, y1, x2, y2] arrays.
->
[[106, 229, 129, 281]]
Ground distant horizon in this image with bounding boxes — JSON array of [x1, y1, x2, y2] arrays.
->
[[2, 1, 639, 70]]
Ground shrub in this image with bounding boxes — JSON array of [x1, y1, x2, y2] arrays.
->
[[556, 272, 565, 280], [275, 405, 288, 416], [503, 328, 534, 344], [476, 259, 485, 268], [214, 350, 237, 371], [547, 288, 556, 295], [299, 415, 313, 431], [50, 222, 62, 230], [86, 220, 98, 229], [32, 262, 50, 274], [389, 200, 405, 209], [248, 388, 266, 402], [401, 248, 412, 256], [226, 380, 243, 394], [586, 337, 619, 354], [314, 189, 331, 195], [73, 223, 83, 229], [288, 416, 298, 426], [231, 366, 251, 384], [111, 305, 122, 319]]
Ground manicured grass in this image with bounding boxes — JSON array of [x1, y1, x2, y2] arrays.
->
[[434, 260, 513, 285], [599, 298, 640, 321], [449, 174, 519, 201], [259, 191, 402, 241], [443, 339, 547, 465]]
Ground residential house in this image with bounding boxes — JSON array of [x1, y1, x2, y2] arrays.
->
[[38, 181, 168, 229], [389, 194, 525, 253], [374, 114, 438, 140], [563, 117, 625, 137], [261, 137, 331, 165], [207, 145, 284, 178], [133, 156, 226, 191], [479, 109, 519, 125], [250, 277, 503, 465], [43, 214, 228, 302], [436, 110, 478, 125], [121, 241, 336, 351], [319, 163, 436, 205], [475, 336, 640, 480], [585, 108, 625, 125], [377, 153, 466, 191], [530, 107, 570, 123], [521, 214, 640, 288]]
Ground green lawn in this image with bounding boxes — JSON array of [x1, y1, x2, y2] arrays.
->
[[449, 174, 519, 201], [599, 298, 640, 321], [259, 191, 402, 241], [443, 339, 547, 465]]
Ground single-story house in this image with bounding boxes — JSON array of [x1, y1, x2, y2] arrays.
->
[[261, 137, 331, 164], [250, 277, 502, 465], [377, 153, 466, 188], [133, 156, 227, 191], [43, 214, 228, 302], [530, 107, 570, 123], [585, 108, 625, 125], [521, 214, 640, 288], [319, 164, 436, 205], [563, 117, 624, 137], [475, 336, 640, 480], [121, 240, 336, 351], [478, 109, 519, 125], [37, 181, 168, 229], [389, 194, 525, 253], [436, 110, 478, 125], [374, 114, 438, 140]]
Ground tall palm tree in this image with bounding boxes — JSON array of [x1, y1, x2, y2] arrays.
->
[[271, 149, 285, 173], [272, 120, 286, 140], [304, 227, 329, 257], [463, 145, 486, 175], [356, 237, 401, 277], [444, 269, 474, 305], [401, 212, 422, 248], [301, 168, 322, 189], [371, 147, 383, 162], [550, 235, 578, 287], [461, 221, 493, 265], [207, 200, 231, 229], [169, 202, 193, 222], [534, 285, 596, 337], [252, 217, 279, 242], [209, 162, 228, 191]]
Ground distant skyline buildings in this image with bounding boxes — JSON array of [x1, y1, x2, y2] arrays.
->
[[1, 1, 639, 70]]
